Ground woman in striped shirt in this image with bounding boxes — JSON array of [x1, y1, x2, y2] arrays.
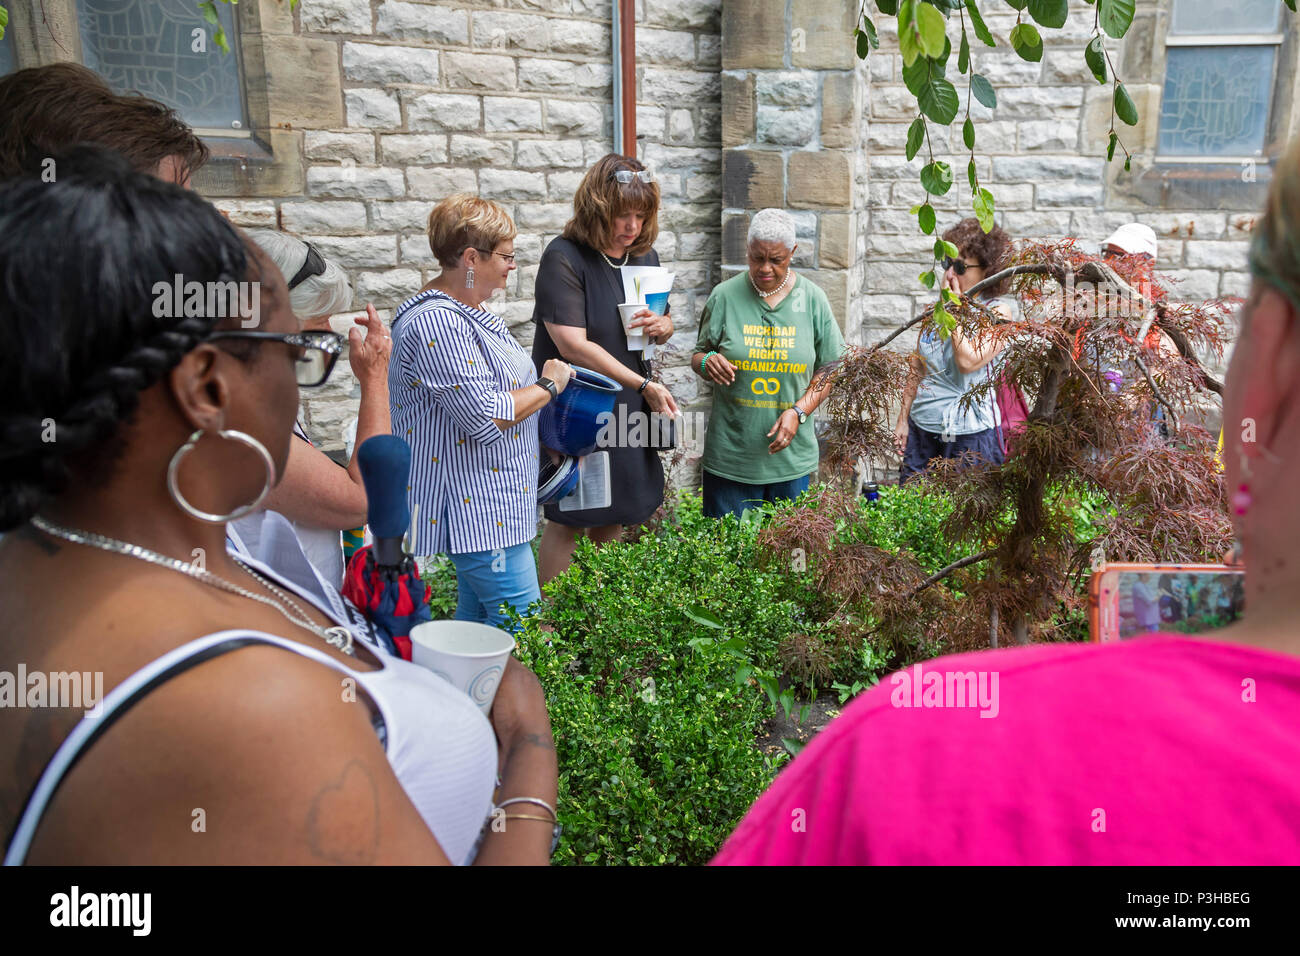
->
[[390, 195, 572, 630]]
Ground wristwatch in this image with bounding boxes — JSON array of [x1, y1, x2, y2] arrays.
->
[[535, 377, 558, 400], [791, 404, 807, 425]]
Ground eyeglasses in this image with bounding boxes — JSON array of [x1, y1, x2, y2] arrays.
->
[[474, 247, 516, 264], [942, 256, 979, 275], [287, 242, 327, 291], [208, 329, 344, 387], [613, 169, 654, 185]]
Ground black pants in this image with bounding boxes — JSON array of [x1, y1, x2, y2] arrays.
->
[[900, 421, 1004, 484]]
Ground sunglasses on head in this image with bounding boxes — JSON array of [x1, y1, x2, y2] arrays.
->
[[613, 169, 654, 185], [942, 256, 981, 276], [287, 242, 327, 291], [208, 329, 345, 387]]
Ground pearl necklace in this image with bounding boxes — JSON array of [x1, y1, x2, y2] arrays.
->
[[31, 515, 355, 655], [750, 270, 792, 299], [599, 248, 630, 269]]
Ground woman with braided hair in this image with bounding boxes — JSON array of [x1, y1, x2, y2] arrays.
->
[[0, 147, 558, 865]]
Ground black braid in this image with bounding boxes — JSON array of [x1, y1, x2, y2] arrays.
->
[[0, 146, 253, 530]]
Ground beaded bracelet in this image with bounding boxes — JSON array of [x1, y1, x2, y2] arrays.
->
[[700, 350, 717, 375]]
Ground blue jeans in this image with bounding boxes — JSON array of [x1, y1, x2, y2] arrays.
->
[[448, 541, 541, 632], [899, 421, 1004, 484], [702, 470, 811, 520]]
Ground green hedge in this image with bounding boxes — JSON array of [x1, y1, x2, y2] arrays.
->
[[421, 482, 1111, 864]]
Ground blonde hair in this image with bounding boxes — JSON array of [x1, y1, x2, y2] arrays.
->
[[426, 194, 516, 269], [562, 153, 659, 257]]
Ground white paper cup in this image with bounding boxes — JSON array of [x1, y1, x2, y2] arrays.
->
[[409, 620, 516, 714], [618, 302, 648, 350]]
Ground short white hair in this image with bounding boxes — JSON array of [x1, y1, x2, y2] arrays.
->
[[747, 208, 797, 251], [247, 229, 353, 319]]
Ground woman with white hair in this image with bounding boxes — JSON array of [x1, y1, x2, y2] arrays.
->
[[692, 208, 845, 518], [232, 230, 393, 587]]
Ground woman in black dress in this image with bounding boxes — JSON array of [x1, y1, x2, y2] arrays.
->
[[532, 154, 680, 582]]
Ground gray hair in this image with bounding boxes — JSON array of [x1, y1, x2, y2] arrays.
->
[[747, 208, 797, 251], [247, 229, 353, 319]]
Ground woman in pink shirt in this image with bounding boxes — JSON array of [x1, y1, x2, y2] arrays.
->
[[714, 139, 1300, 867]]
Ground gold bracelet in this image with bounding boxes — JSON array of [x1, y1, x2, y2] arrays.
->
[[502, 813, 555, 824]]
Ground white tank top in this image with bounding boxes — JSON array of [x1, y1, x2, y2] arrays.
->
[[4, 559, 498, 866]]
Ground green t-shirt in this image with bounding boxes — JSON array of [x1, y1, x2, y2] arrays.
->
[[695, 272, 845, 484]]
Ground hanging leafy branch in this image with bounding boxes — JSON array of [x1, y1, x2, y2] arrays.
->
[[853, 0, 1296, 299]]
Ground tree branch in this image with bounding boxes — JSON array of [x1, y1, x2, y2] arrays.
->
[[904, 547, 996, 599]]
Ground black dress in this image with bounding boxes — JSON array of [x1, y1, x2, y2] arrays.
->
[[532, 236, 666, 528]]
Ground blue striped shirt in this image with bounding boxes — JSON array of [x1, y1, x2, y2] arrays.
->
[[390, 289, 539, 556]]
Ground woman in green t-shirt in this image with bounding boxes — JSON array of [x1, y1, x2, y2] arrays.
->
[[692, 209, 845, 519]]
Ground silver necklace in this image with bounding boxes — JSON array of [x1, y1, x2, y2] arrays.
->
[[599, 248, 630, 269], [30, 515, 355, 655], [750, 270, 792, 300]]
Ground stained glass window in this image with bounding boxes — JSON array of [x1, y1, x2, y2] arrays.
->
[[1157, 0, 1284, 160], [1159, 47, 1275, 156], [0, 28, 16, 77], [1170, 0, 1281, 35], [77, 0, 247, 133]]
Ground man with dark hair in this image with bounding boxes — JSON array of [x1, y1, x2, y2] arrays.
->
[[0, 62, 208, 183]]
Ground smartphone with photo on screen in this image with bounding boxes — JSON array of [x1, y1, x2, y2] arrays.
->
[[1088, 563, 1245, 642]]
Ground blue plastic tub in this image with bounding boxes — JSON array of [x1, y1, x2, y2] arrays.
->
[[538, 366, 623, 456]]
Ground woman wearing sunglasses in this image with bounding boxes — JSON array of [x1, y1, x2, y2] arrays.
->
[[0, 149, 558, 865], [230, 230, 392, 589], [894, 218, 1017, 482], [531, 154, 680, 582]]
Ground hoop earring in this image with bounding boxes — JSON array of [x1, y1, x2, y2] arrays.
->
[[167, 429, 276, 524], [466, 267, 475, 290]]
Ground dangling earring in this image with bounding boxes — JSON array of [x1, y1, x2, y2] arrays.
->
[[1232, 451, 1253, 517], [466, 267, 475, 290], [168, 428, 276, 523]]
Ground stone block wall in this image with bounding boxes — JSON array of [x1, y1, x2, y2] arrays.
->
[[210, 0, 723, 451]]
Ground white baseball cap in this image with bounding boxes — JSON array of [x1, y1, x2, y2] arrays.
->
[[1102, 222, 1158, 259]]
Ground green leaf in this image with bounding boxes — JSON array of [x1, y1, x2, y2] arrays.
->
[[940, 239, 960, 258], [968, 158, 977, 190], [857, 29, 869, 59], [1010, 22, 1044, 62], [906, 116, 926, 160], [861, 14, 880, 52], [919, 203, 937, 234], [965, 0, 996, 46], [0, 6, 8, 32], [1284, 0, 1297, 11], [1124, 154, 1132, 172], [1027, 0, 1068, 29], [734, 665, 754, 686], [199, 1, 219, 26], [1098, 0, 1136, 39], [917, 75, 961, 125], [1085, 36, 1108, 84], [1004, 0, 1028, 9], [1106, 130, 1118, 161], [934, 302, 955, 335], [962, 117, 974, 149], [684, 605, 725, 629], [973, 187, 996, 232], [919, 270, 937, 289], [1114, 82, 1138, 126], [877, 0, 900, 14], [915, 2, 948, 59], [910, 203, 923, 214], [970, 73, 996, 109], [921, 161, 954, 195], [898, 0, 922, 65], [958, 29, 970, 74], [781, 738, 806, 757], [214, 25, 230, 54]]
